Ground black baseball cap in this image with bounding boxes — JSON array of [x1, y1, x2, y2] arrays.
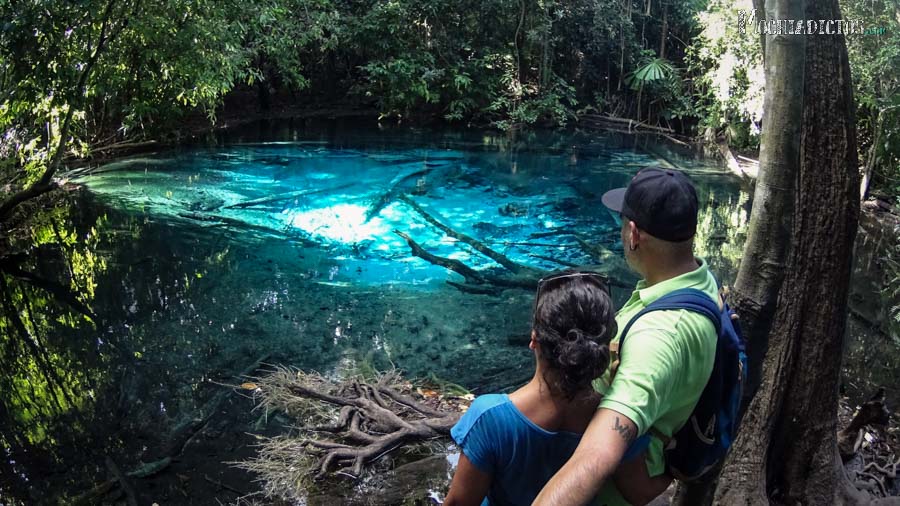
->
[[601, 166, 699, 242]]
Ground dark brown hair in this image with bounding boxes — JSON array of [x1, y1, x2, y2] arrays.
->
[[532, 271, 617, 399]]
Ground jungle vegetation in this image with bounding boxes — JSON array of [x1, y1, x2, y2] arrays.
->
[[0, 0, 899, 504], [0, 0, 897, 203]]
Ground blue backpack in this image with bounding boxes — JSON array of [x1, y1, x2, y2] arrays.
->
[[616, 288, 747, 482]]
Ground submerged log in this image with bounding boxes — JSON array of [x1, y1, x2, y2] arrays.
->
[[393, 230, 485, 284], [398, 194, 542, 277], [223, 183, 354, 210], [364, 168, 431, 222]]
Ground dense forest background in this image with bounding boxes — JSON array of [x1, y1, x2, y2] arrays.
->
[[0, 0, 897, 189]]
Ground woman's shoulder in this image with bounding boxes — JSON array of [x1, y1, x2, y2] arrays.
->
[[451, 394, 514, 441], [468, 393, 511, 413]]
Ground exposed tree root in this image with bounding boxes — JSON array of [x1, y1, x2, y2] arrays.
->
[[235, 366, 465, 503]]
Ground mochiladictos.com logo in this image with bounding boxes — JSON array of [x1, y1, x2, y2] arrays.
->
[[738, 9, 886, 36]]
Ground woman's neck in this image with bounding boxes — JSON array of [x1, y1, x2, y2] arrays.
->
[[508, 374, 601, 433]]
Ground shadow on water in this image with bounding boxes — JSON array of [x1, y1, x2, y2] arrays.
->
[[0, 119, 888, 504]]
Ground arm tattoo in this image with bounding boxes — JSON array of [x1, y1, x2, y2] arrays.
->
[[612, 416, 635, 443]]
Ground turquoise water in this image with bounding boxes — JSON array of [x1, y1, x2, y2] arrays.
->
[[0, 122, 749, 503]]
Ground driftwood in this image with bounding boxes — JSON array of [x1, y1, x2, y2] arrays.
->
[[578, 114, 676, 134], [394, 198, 629, 293], [365, 168, 431, 222], [223, 183, 354, 209], [399, 194, 542, 277], [235, 367, 464, 502]]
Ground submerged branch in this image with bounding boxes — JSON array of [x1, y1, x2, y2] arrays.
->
[[393, 230, 486, 283], [224, 183, 355, 210], [365, 168, 431, 222], [398, 194, 541, 277]]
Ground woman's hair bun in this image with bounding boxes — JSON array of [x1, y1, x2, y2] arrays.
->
[[565, 328, 584, 342], [532, 271, 618, 399]]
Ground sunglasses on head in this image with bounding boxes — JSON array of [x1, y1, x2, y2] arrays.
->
[[535, 271, 610, 300]]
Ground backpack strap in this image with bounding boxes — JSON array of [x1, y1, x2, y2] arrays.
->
[[620, 288, 721, 345]]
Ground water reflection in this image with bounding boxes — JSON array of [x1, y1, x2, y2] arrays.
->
[[0, 197, 107, 501]]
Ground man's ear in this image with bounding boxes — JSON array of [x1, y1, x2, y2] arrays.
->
[[529, 330, 538, 351], [627, 221, 641, 250]]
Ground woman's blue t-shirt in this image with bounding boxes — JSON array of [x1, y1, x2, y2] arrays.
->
[[450, 393, 583, 506]]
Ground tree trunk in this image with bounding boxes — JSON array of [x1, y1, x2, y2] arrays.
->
[[753, 0, 766, 62], [730, 0, 806, 406], [618, 0, 631, 92], [714, 0, 866, 503], [658, 1, 667, 60], [859, 109, 882, 201]]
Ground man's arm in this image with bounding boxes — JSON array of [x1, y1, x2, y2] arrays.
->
[[532, 408, 637, 506]]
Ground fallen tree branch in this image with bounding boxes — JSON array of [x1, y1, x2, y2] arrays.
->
[[92, 139, 159, 153], [839, 388, 890, 461], [578, 114, 676, 134], [528, 254, 580, 268], [398, 194, 542, 277], [393, 230, 485, 283], [365, 168, 431, 222], [105, 457, 139, 506], [717, 141, 744, 178], [224, 183, 355, 210]]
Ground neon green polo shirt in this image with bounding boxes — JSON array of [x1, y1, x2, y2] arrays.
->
[[592, 259, 718, 505]]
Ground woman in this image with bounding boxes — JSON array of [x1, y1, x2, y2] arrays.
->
[[443, 271, 668, 506]]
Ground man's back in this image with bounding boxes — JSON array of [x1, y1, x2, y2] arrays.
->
[[592, 259, 719, 505]]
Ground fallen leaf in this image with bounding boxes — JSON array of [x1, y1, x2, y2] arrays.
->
[[417, 388, 440, 399]]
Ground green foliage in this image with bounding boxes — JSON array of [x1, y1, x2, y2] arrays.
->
[[844, 0, 900, 198], [683, 0, 762, 148], [625, 57, 675, 89]]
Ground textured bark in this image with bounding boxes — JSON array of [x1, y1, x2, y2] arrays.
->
[[714, 0, 864, 504], [731, 0, 806, 409], [768, 0, 861, 500]]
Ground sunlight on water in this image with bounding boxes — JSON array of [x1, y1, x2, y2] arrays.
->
[[287, 203, 393, 244]]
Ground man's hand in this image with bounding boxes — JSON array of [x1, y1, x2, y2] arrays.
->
[[532, 408, 637, 505]]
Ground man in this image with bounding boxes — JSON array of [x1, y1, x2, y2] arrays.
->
[[533, 167, 720, 505]]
